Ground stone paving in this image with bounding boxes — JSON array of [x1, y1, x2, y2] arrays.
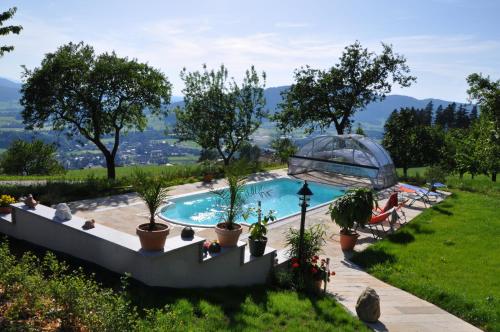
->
[[68, 169, 480, 332]]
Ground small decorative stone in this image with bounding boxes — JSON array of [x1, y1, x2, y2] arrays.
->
[[181, 226, 195, 239], [24, 194, 38, 209], [208, 241, 221, 254], [82, 219, 95, 230], [356, 287, 381, 322], [54, 203, 72, 221]]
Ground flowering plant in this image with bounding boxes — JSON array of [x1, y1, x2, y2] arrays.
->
[[0, 195, 16, 207], [290, 256, 336, 282]]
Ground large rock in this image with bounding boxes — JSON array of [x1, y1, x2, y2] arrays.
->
[[54, 203, 72, 221], [355, 287, 381, 322]]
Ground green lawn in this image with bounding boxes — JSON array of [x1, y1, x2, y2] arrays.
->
[[0, 164, 201, 181], [352, 178, 500, 331]]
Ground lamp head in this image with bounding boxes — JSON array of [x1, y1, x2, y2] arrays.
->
[[297, 181, 313, 198]]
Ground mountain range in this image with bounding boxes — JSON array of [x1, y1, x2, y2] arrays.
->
[[0, 77, 470, 135]]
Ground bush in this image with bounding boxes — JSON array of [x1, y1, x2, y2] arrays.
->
[[285, 224, 326, 264], [328, 188, 373, 233], [0, 240, 137, 331], [424, 165, 448, 183], [0, 139, 65, 176]]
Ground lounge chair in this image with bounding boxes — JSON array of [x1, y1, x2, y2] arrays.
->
[[374, 192, 398, 214], [397, 183, 440, 207]]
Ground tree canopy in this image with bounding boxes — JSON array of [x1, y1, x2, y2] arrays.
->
[[174, 64, 266, 165], [467, 73, 500, 181], [382, 107, 443, 177], [0, 7, 22, 57], [274, 41, 415, 135], [0, 139, 64, 175], [21, 42, 172, 179]]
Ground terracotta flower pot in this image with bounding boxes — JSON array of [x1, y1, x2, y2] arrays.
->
[[248, 236, 267, 257], [136, 223, 169, 251], [215, 222, 242, 247], [339, 231, 359, 251], [314, 279, 323, 294], [0, 206, 12, 214]]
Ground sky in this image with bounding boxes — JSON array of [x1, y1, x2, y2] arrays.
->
[[1, 0, 499, 102]]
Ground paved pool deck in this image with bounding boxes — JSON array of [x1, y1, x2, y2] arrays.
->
[[68, 169, 480, 332]]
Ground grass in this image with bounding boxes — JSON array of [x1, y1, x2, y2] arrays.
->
[[352, 175, 500, 331], [0, 237, 369, 331], [0, 164, 206, 181]]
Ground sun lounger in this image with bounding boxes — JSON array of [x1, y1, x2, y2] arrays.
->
[[397, 183, 440, 207]]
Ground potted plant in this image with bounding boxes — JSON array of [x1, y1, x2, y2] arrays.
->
[[328, 188, 374, 251], [213, 162, 263, 247], [0, 195, 16, 214], [132, 169, 170, 251], [248, 201, 275, 257]]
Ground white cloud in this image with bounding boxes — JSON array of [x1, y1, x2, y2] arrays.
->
[[274, 22, 310, 28], [1, 13, 499, 101]]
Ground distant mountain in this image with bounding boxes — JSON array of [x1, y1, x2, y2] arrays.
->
[[0, 76, 470, 135], [0, 77, 21, 102]]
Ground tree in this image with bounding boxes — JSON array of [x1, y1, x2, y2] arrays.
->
[[21, 42, 172, 179], [274, 41, 415, 135], [454, 104, 471, 129], [238, 142, 261, 163], [383, 109, 416, 177], [0, 139, 64, 175], [270, 137, 298, 164], [0, 7, 22, 57], [355, 123, 365, 135], [467, 73, 500, 181], [382, 107, 444, 177], [175, 65, 266, 165]]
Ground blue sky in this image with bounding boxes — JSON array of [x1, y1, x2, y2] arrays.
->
[[1, 0, 499, 101]]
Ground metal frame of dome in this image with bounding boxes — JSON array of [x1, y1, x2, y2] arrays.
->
[[288, 134, 397, 189]]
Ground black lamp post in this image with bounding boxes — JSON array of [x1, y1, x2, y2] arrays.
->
[[297, 181, 313, 267]]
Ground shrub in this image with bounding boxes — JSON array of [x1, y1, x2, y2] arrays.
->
[[328, 188, 374, 234], [424, 165, 448, 183], [285, 224, 326, 263], [0, 139, 65, 176], [0, 240, 137, 331]]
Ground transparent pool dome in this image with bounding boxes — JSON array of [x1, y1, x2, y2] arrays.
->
[[288, 134, 397, 189]]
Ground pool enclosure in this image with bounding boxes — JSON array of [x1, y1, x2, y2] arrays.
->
[[288, 134, 397, 189]]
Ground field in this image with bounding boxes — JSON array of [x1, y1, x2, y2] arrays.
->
[[352, 171, 500, 331]]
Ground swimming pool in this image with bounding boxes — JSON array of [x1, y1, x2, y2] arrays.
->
[[159, 178, 345, 227]]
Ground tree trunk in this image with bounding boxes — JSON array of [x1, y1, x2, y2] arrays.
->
[[471, 173, 475, 179], [403, 167, 408, 179], [492, 172, 497, 182], [105, 154, 116, 180], [459, 172, 464, 179]]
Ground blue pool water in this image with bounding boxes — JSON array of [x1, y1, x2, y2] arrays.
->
[[160, 178, 345, 227]]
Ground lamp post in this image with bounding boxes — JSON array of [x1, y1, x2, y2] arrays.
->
[[297, 181, 313, 268]]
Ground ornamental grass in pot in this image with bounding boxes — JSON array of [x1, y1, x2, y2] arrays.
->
[[132, 169, 170, 251], [328, 188, 374, 251], [248, 201, 275, 257], [213, 162, 264, 247]]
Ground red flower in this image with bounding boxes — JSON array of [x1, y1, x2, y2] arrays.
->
[[330, 271, 336, 276], [311, 268, 318, 274], [291, 257, 299, 263], [291, 262, 300, 268], [313, 255, 319, 260]]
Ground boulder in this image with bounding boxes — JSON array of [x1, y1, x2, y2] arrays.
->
[[54, 203, 72, 221], [355, 287, 380, 322]]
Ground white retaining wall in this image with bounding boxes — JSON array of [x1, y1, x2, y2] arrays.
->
[[0, 203, 276, 288]]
